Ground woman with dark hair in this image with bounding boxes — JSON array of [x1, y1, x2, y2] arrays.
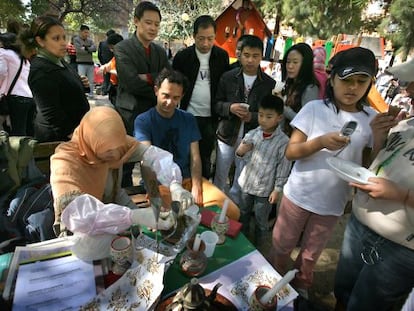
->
[[19, 16, 90, 142], [281, 43, 319, 135], [0, 32, 36, 135], [269, 47, 378, 298]]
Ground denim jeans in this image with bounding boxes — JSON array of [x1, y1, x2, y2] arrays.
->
[[334, 213, 414, 310], [213, 139, 244, 205], [240, 193, 271, 234], [78, 64, 94, 96]]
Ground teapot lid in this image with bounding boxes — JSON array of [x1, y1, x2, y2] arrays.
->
[[177, 278, 206, 309]]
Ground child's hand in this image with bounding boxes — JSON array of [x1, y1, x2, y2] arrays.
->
[[269, 190, 279, 204], [236, 140, 253, 156]]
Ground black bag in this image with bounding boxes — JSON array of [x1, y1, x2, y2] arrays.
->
[[5, 183, 55, 242], [0, 131, 16, 195], [0, 58, 23, 116], [0, 95, 10, 115]]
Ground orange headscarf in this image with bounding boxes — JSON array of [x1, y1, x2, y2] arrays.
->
[[50, 106, 139, 200]]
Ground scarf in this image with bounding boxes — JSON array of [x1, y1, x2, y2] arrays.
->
[[37, 48, 64, 67], [50, 106, 139, 200]]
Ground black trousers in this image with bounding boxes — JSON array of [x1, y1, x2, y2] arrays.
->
[[194, 116, 216, 179]]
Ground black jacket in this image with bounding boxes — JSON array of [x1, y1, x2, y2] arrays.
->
[[172, 44, 229, 120], [114, 34, 171, 134], [98, 40, 113, 65], [29, 57, 90, 142], [215, 67, 276, 146]]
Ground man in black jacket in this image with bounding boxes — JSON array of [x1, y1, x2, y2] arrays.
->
[[173, 15, 229, 179], [98, 29, 115, 95], [213, 35, 275, 204]]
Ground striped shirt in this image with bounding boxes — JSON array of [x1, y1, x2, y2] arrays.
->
[[237, 126, 291, 197]]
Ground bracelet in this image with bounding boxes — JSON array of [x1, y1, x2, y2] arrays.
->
[[404, 189, 411, 206]]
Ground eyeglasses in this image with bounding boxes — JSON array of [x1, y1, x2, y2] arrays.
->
[[360, 241, 383, 265]]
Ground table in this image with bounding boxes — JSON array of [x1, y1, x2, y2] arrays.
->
[[2, 206, 296, 310], [163, 209, 255, 294]]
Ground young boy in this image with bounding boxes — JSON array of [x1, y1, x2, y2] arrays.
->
[[236, 94, 291, 245]]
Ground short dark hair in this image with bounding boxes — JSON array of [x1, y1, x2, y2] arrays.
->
[[193, 15, 216, 35], [237, 34, 249, 44], [80, 24, 89, 31], [107, 33, 123, 46], [0, 32, 20, 54], [240, 35, 263, 53], [134, 1, 161, 20], [155, 69, 188, 94], [106, 29, 115, 37], [259, 94, 284, 115]]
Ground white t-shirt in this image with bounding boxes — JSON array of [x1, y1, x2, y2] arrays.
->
[[283, 100, 377, 216], [187, 49, 211, 117], [243, 73, 256, 101]]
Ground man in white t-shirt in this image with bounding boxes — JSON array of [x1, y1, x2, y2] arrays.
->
[[173, 15, 229, 179]]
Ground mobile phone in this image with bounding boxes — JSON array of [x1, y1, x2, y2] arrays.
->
[[340, 121, 357, 137]]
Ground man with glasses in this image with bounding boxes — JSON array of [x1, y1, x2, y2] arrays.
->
[[173, 15, 229, 180]]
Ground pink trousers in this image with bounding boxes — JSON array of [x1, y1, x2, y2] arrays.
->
[[270, 195, 338, 289]]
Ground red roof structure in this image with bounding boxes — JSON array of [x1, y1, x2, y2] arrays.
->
[[215, 0, 272, 58]]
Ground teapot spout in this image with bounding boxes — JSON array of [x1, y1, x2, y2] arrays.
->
[[208, 283, 223, 302]]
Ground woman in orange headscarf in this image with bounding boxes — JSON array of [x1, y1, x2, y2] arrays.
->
[[50, 106, 191, 235]]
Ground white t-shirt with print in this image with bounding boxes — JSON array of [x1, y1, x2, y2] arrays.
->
[[187, 49, 211, 117], [283, 100, 377, 216]]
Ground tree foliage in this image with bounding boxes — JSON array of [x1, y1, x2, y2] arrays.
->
[[30, 0, 122, 25], [379, 0, 414, 59], [279, 0, 370, 40], [0, 0, 26, 30], [157, 0, 226, 42]]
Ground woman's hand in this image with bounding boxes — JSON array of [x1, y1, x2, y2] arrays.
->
[[350, 177, 405, 202], [370, 113, 398, 141], [79, 75, 89, 89]]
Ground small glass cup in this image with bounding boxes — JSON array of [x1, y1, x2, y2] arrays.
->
[[249, 285, 278, 311], [211, 214, 229, 245], [179, 238, 208, 277]]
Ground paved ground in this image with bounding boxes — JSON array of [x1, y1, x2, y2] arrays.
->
[[90, 94, 346, 310], [246, 214, 349, 311]]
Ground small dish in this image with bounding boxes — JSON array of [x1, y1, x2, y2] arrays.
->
[[326, 157, 376, 185]]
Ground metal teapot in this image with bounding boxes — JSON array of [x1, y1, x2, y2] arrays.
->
[[166, 278, 222, 310]]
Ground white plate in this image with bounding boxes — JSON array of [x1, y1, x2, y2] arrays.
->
[[326, 157, 376, 184]]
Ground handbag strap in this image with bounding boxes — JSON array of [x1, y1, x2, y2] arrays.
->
[[5, 57, 24, 96]]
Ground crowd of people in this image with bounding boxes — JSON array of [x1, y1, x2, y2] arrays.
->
[[1, 1, 413, 310]]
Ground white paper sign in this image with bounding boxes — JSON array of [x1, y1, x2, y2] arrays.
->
[[13, 255, 96, 311]]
